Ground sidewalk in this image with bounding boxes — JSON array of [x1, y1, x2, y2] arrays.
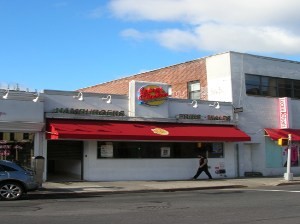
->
[[31, 176, 300, 196]]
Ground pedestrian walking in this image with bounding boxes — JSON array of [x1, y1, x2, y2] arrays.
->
[[192, 155, 213, 180]]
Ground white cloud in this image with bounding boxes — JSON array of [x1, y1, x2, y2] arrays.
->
[[108, 0, 300, 54], [121, 29, 144, 40], [195, 24, 300, 54], [109, 0, 300, 26], [154, 29, 199, 51]]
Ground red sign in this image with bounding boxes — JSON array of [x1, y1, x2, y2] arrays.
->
[[138, 85, 168, 106], [279, 97, 289, 129]]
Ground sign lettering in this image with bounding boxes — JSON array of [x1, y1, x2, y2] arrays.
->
[[53, 108, 125, 117], [278, 97, 289, 129], [177, 114, 231, 121]]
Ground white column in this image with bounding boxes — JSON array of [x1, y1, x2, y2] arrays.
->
[[284, 134, 293, 181]]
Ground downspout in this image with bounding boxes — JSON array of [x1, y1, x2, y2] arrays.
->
[[236, 143, 240, 177]]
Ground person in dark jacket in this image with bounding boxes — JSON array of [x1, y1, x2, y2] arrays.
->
[[192, 155, 213, 180]]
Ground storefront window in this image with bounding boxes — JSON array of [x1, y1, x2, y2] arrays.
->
[[282, 144, 299, 167], [0, 132, 34, 168], [265, 137, 300, 168], [97, 141, 224, 159], [207, 143, 224, 158]]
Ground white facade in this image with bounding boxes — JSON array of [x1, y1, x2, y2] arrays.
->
[[206, 52, 300, 177], [42, 81, 246, 181], [83, 142, 237, 181]]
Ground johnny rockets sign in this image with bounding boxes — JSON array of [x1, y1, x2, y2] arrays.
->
[[138, 85, 168, 106], [278, 97, 289, 129]]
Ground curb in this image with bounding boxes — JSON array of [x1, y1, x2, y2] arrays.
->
[[275, 181, 300, 186], [29, 184, 247, 197], [26, 179, 300, 199]]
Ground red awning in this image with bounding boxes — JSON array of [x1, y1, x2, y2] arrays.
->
[[46, 119, 251, 142], [265, 128, 300, 141]]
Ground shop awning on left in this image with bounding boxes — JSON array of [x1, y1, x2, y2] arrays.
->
[[46, 119, 251, 142]]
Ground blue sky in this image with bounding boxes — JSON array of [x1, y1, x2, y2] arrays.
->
[[1, 0, 300, 92]]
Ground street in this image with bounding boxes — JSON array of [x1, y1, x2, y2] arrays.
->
[[1, 185, 300, 224]]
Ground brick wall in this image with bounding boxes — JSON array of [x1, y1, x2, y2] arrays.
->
[[79, 58, 207, 100]]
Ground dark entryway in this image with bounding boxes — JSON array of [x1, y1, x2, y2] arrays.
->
[[47, 140, 83, 181]]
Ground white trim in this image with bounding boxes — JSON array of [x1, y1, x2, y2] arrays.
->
[[0, 121, 44, 132]]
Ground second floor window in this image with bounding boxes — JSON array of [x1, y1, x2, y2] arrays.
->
[[245, 74, 300, 99], [188, 81, 200, 99]]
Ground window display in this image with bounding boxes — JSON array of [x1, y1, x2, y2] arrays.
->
[[97, 141, 224, 159], [0, 132, 34, 168]]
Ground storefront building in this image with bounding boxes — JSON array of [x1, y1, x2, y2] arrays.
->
[[43, 81, 250, 181], [3, 52, 300, 180], [79, 52, 300, 178], [0, 90, 44, 168]]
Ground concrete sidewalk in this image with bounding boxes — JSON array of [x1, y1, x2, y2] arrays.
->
[[30, 176, 300, 196]]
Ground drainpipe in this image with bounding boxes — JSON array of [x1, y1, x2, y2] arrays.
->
[[236, 143, 240, 177]]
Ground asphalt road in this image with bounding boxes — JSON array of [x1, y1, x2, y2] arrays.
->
[[1, 185, 300, 224]]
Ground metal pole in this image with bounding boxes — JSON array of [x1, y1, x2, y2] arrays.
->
[[284, 134, 293, 181], [236, 144, 240, 177]]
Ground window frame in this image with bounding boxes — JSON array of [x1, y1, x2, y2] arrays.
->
[[245, 74, 300, 99], [187, 81, 200, 100]]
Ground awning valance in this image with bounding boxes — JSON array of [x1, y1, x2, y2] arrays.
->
[[46, 119, 251, 142], [265, 128, 300, 141]]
